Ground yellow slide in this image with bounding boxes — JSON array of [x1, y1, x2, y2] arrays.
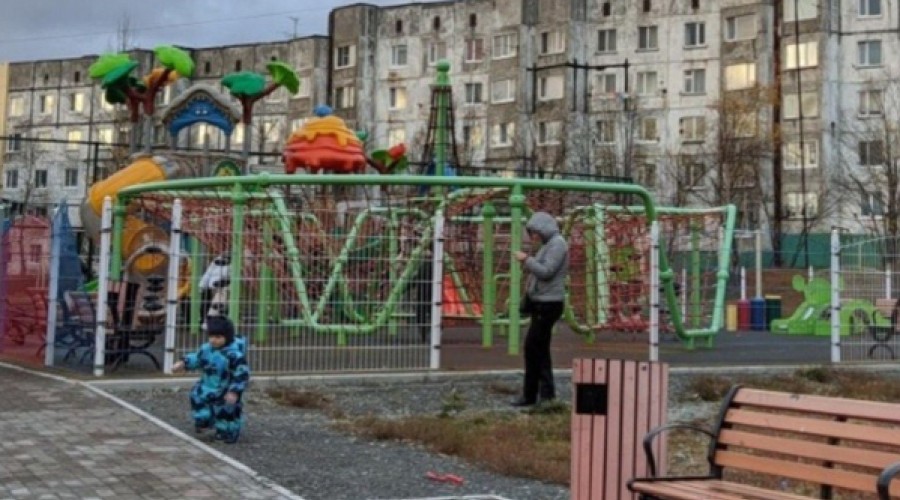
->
[[81, 154, 197, 290]]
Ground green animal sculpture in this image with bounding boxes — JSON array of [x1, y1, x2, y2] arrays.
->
[[770, 275, 884, 336]]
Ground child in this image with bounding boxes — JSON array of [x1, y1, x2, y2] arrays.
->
[[172, 316, 250, 443]]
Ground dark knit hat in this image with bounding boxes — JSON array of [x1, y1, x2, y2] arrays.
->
[[206, 315, 235, 346]]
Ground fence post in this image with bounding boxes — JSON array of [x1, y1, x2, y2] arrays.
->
[[429, 209, 445, 370], [571, 359, 669, 500], [830, 228, 841, 364], [44, 204, 63, 366], [93, 197, 113, 377], [163, 199, 183, 374], [649, 221, 659, 362]]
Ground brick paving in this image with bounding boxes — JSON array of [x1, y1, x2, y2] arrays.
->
[[0, 364, 300, 500]]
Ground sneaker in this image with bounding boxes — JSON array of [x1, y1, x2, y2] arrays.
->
[[510, 397, 537, 407]]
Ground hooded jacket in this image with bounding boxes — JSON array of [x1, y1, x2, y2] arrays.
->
[[523, 212, 568, 302]]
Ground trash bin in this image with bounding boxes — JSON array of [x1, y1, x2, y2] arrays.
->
[[750, 297, 767, 331], [765, 295, 782, 330], [737, 299, 751, 330], [726, 303, 738, 332]]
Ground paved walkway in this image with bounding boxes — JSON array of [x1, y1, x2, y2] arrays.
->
[[0, 363, 300, 500]]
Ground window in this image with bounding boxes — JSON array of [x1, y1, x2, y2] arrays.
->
[[684, 22, 705, 47], [596, 120, 615, 143], [66, 130, 82, 149], [97, 127, 114, 146], [596, 73, 617, 94], [784, 0, 817, 21], [785, 192, 818, 219], [691, 0, 700, 8], [725, 63, 756, 90], [636, 71, 658, 95], [859, 89, 883, 116], [602, 1, 611, 16], [643, 0, 651, 12], [335, 86, 355, 109], [234, 60, 242, 71], [335, 45, 355, 68], [859, 140, 884, 166], [8, 96, 24, 117], [39, 94, 54, 114], [391, 44, 408, 67], [204, 61, 211, 74], [389, 87, 407, 110], [260, 119, 281, 148], [491, 79, 515, 103], [638, 26, 658, 50], [858, 40, 882, 66], [537, 121, 561, 145], [101, 98, 115, 112], [395, 20, 403, 34], [859, 0, 881, 16], [725, 14, 755, 41], [784, 141, 819, 169], [462, 124, 484, 148], [295, 77, 311, 98], [638, 117, 658, 141], [388, 128, 406, 145], [5, 169, 18, 188], [785, 41, 818, 69], [74, 70, 81, 83], [538, 75, 564, 101], [433, 16, 441, 31], [683, 69, 706, 94], [685, 161, 707, 187], [861, 191, 884, 217], [783, 92, 819, 118], [491, 122, 515, 147], [469, 14, 477, 28], [427, 42, 447, 65], [7, 133, 22, 152], [464, 83, 483, 104], [540, 31, 565, 55], [597, 29, 616, 53], [733, 112, 757, 138], [290, 118, 309, 131], [464, 39, 484, 62], [69, 92, 85, 113], [34, 170, 47, 188], [637, 162, 657, 186], [680, 116, 706, 142], [492, 33, 517, 59]]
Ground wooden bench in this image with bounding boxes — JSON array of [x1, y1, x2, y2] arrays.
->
[[628, 385, 900, 499]]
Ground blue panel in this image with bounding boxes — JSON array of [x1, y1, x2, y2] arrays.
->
[[167, 98, 235, 137]]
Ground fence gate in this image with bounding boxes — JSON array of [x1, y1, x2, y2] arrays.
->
[[833, 232, 900, 363]]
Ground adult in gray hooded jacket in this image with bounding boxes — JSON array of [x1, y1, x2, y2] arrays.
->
[[513, 211, 568, 406]]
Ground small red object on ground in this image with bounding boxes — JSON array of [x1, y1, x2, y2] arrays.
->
[[425, 471, 464, 486]]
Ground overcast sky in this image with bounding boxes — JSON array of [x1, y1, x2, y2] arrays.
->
[[0, 0, 437, 63]]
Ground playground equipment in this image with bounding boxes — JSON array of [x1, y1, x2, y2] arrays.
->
[[771, 275, 885, 336]]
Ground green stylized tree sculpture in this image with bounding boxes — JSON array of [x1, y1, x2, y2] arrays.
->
[[89, 45, 195, 152], [221, 60, 300, 163]]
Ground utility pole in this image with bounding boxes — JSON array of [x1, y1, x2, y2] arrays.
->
[[288, 16, 299, 38]]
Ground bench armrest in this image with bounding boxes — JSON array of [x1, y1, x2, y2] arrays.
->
[[643, 422, 715, 477], [877, 461, 900, 500]]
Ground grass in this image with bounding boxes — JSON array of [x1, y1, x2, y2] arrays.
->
[[270, 367, 900, 489]]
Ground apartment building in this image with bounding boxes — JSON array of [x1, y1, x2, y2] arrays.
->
[[1, 0, 897, 237]]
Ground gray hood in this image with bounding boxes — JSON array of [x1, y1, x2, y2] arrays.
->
[[526, 212, 560, 243]]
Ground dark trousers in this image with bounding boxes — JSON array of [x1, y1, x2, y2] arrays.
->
[[523, 301, 564, 402]]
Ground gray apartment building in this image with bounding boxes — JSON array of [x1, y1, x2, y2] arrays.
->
[[1, 0, 897, 242]]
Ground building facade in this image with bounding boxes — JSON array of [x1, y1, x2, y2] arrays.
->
[[1, 0, 897, 239]]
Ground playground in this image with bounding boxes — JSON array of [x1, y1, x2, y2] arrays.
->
[[2, 49, 899, 377]]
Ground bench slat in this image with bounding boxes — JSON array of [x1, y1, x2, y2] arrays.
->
[[715, 449, 900, 495], [726, 408, 900, 448], [630, 479, 811, 500], [719, 429, 898, 473], [719, 428, 900, 471], [733, 388, 900, 424]]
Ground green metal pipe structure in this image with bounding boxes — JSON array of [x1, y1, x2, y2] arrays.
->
[[115, 173, 718, 349]]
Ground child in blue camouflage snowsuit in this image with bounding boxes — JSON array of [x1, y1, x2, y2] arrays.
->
[[173, 316, 249, 444]]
